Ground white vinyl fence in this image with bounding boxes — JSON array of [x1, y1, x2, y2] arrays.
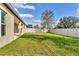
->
[[51, 28, 79, 38], [26, 28, 48, 33], [26, 28, 79, 38]]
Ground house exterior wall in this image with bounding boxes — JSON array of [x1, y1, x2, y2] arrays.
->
[[0, 4, 26, 48], [14, 23, 19, 33], [0, 10, 1, 37], [14, 15, 20, 33], [14, 16, 26, 34], [0, 4, 14, 47], [22, 24, 26, 33], [21, 23, 26, 33]]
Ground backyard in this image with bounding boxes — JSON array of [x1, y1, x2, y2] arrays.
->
[[0, 33, 79, 56]]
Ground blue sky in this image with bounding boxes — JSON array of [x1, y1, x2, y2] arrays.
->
[[11, 3, 79, 25]]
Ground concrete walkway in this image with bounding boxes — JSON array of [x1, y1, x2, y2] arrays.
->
[[0, 33, 24, 48]]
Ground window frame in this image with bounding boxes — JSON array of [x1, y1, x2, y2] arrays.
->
[[0, 9, 7, 36]]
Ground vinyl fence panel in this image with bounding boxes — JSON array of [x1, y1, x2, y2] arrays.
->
[[51, 28, 79, 38]]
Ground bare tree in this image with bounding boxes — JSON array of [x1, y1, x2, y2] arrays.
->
[[41, 10, 55, 32]]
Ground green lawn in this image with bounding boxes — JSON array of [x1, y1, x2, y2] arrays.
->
[[0, 33, 79, 56]]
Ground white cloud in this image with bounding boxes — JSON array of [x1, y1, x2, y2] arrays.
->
[[14, 8, 19, 13], [23, 5, 35, 10], [19, 14, 34, 18], [12, 3, 23, 8], [76, 9, 79, 14], [13, 3, 35, 10], [75, 9, 79, 16], [34, 20, 41, 23]]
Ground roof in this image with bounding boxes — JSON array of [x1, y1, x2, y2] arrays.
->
[[3, 3, 26, 25]]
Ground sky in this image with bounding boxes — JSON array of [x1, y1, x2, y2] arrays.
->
[[11, 3, 79, 25]]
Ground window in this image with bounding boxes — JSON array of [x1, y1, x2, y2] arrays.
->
[[1, 10, 6, 36]]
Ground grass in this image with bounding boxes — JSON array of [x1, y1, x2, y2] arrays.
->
[[0, 33, 79, 56]]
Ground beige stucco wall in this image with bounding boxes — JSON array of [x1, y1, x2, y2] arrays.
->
[[18, 22, 26, 34], [21, 23, 26, 33], [0, 4, 26, 48], [14, 15, 20, 33], [0, 4, 14, 48], [14, 16, 26, 34]]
